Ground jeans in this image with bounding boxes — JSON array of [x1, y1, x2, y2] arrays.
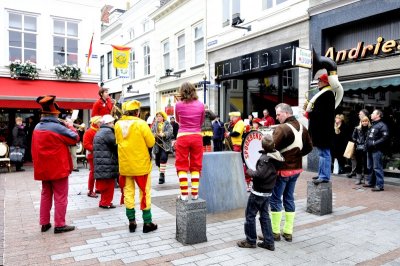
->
[[244, 193, 274, 245], [367, 150, 384, 189], [270, 174, 299, 212], [317, 147, 331, 181]]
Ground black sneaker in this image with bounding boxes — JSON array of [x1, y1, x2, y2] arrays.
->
[[312, 176, 319, 180], [282, 233, 292, 242], [159, 173, 165, 184], [41, 223, 51, 232], [54, 225, 75, 234], [143, 222, 158, 233], [257, 242, 275, 251], [313, 178, 329, 185]]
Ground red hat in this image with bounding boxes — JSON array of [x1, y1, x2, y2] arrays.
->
[[36, 95, 60, 115], [318, 73, 329, 83], [253, 118, 261, 125]]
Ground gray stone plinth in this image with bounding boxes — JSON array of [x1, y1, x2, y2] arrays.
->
[[306, 181, 332, 215], [199, 151, 248, 213], [176, 198, 207, 245], [307, 147, 319, 172]]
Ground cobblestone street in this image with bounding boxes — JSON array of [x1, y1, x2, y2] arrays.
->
[[1, 159, 400, 266]]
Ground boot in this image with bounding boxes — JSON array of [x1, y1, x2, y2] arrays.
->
[[271, 211, 282, 241], [355, 174, 363, 185], [158, 173, 165, 184], [282, 212, 295, 242]]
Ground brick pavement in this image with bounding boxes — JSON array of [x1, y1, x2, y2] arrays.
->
[[1, 160, 400, 266]]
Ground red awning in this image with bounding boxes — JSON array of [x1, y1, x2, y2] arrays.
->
[[0, 77, 99, 109]]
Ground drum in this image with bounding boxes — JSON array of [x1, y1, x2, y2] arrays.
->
[[241, 127, 275, 171]]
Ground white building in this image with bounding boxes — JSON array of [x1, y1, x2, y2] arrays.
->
[[206, 0, 310, 121], [150, 0, 207, 116], [0, 0, 102, 141], [100, 0, 160, 117]]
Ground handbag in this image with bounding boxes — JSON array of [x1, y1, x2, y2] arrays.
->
[[343, 141, 355, 159], [10, 146, 25, 162]]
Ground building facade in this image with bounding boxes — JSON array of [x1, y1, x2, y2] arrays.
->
[[309, 0, 400, 176], [0, 0, 101, 144], [206, 0, 310, 122]]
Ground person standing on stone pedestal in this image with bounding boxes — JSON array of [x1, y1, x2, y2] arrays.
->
[[307, 73, 335, 184], [115, 100, 158, 233], [237, 135, 284, 251], [268, 103, 313, 242], [175, 82, 205, 201]]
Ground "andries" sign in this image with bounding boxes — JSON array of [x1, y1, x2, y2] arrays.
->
[[325, 37, 400, 64]]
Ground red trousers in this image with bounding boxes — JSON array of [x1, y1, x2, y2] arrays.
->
[[96, 179, 115, 207], [40, 177, 69, 227], [175, 134, 203, 172], [87, 158, 96, 192]]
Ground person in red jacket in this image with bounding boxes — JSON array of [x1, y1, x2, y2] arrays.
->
[[31, 95, 80, 234], [261, 109, 275, 127], [91, 87, 113, 117], [83, 116, 102, 198]]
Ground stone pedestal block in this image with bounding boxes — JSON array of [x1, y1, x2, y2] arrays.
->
[[200, 151, 248, 213], [306, 181, 332, 216], [176, 198, 207, 245]]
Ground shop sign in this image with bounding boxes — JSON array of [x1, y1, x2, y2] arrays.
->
[[294, 47, 312, 69], [325, 36, 400, 64]]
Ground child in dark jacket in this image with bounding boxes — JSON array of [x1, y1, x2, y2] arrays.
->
[[237, 135, 284, 251]]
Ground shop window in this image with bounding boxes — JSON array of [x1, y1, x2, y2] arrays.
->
[[8, 12, 37, 63], [53, 19, 79, 66], [367, 91, 375, 99], [379, 91, 386, 101]]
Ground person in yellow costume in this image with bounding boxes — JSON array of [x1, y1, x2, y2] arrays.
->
[[224, 111, 245, 152], [115, 99, 157, 233]]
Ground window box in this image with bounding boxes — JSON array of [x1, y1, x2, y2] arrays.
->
[[9, 60, 39, 80], [54, 64, 82, 80]]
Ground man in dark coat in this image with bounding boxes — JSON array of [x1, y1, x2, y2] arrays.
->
[[212, 116, 225, 152], [307, 73, 335, 184], [363, 109, 389, 191], [93, 115, 119, 208]]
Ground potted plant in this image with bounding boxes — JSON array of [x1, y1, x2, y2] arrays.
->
[[54, 64, 82, 80], [9, 60, 39, 80]]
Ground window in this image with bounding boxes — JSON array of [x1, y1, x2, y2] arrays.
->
[[222, 0, 240, 27], [177, 34, 185, 70], [107, 51, 112, 79], [100, 55, 104, 82], [129, 50, 135, 79], [8, 12, 37, 62], [193, 23, 204, 65], [162, 40, 170, 71], [128, 27, 135, 40], [262, 0, 288, 10], [143, 44, 150, 75], [53, 19, 78, 66], [143, 19, 150, 33]]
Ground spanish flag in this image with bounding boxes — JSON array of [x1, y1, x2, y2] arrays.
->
[[86, 33, 94, 73], [112, 45, 131, 69]]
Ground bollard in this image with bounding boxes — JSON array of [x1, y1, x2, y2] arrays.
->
[[176, 198, 207, 245], [306, 181, 332, 215]]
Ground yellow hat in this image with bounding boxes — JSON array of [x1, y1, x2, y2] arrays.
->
[[124, 100, 141, 111], [229, 111, 241, 117], [156, 111, 168, 121], [90, 116, 102, 124]]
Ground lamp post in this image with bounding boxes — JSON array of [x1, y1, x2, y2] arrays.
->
[[203, 74, 207, 104]]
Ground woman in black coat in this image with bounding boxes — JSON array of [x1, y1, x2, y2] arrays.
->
[[331, 114, 349, 174], [12, 117, 27, 171], [93, 115, 119, 209], [352, 116, 371, 185]]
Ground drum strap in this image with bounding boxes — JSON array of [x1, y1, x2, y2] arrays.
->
[[279, 123, 303, 153]]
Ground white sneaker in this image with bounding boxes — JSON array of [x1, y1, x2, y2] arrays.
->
[[178, 195, 188, 201]]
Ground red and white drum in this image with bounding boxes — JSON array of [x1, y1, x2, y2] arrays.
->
[[241, 127, 275, 171]]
